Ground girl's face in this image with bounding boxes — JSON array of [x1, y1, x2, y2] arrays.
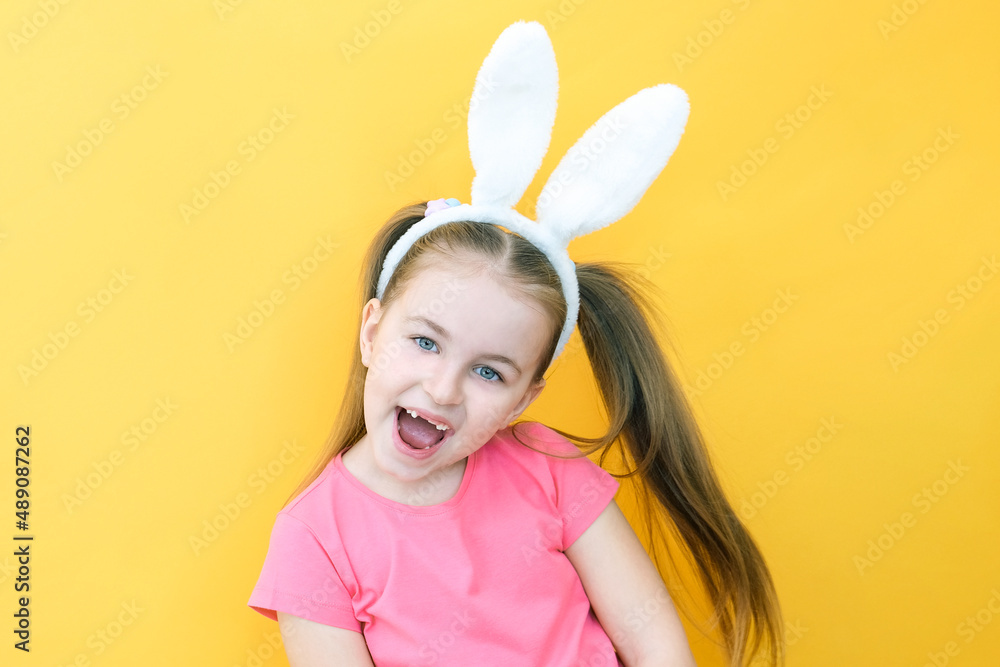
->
[[348, 259, 552, 504]]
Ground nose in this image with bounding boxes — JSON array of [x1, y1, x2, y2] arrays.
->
[[423, 361, 463, 406]]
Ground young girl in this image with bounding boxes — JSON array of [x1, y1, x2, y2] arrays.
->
[[248, 21, 784, 667]]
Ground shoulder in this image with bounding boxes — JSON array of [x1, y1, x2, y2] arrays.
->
[[260, 458, 357, 566], [282, 457, 340, 517], [482, 421, 560, 475], [494, 420, 581, 457], [488, 421, 614, 488], [271, 456, 356, 546], [494, 421, 620, 549]]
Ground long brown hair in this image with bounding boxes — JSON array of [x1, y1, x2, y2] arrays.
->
[[284, 202, 785, 666]]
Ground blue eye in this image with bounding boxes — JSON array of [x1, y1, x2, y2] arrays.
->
[[414, 336, 436, 351], [477, 367, 503, 383]]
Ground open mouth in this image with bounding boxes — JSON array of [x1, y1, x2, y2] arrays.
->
[[396, 406, 450, 450]]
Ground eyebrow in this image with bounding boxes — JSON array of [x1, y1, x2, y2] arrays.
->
[[404, 315, 523, 377]]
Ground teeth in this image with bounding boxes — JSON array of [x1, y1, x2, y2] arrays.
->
[[404, 408, 450, 431]]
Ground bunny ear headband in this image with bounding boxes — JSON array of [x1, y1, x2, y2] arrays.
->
[[375, 19, 690, 372]]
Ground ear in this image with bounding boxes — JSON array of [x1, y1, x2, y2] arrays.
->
[[506, 377, 547, 424], [359, 298, 383, 368]]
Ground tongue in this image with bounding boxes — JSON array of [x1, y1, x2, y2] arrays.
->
[[398, 409, 445, 449]]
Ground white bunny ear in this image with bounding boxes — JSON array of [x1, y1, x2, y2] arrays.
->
[[535, 84, 690, 246], [467, 21, 558, 209]]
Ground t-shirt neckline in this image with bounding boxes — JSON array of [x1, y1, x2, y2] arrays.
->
[[333, 445, 479, 514]]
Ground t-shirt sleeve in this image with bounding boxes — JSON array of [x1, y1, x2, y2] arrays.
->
[[529, 423, 621, 550], [247, 512, 361, 632]]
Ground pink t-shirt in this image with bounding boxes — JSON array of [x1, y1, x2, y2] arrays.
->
[[247, 420, 623, 666]]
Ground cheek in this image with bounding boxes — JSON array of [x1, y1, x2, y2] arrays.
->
[[374, 337, 405, 362], [367, 340, 412, 378], [468, 397, 515, 434], [361, 375, 381, 404]]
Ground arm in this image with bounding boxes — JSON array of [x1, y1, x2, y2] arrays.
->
[[564, 500, 697, 667], [277, 612, 376, 667]]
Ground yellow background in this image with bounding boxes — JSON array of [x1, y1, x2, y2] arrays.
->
[[2, 0, 998, 665]]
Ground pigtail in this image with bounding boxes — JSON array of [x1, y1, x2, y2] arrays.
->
[[281, 203, 428, 507], [550, 261, 785, 667]]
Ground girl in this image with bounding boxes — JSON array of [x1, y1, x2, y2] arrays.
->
[[248, 21, 784, 667]]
